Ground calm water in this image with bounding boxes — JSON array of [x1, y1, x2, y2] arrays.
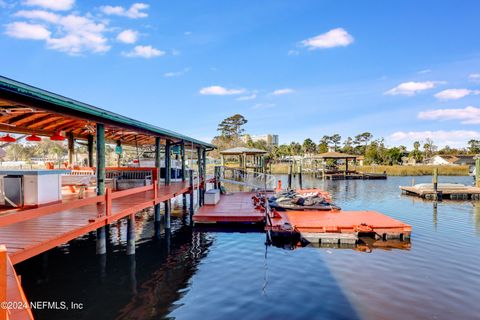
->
[[15, 175, 480, 320]]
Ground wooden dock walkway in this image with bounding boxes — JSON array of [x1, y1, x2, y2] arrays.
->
[[193, 192, 265, 224], [0, 181, 190, 265]]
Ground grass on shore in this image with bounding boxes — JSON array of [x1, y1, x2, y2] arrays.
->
[[357, 165, 469, 176]]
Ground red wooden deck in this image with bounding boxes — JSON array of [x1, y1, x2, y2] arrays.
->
[[270, 210, 412, 236], [193, 192, 265, 224], [0, 181, 190, 265]]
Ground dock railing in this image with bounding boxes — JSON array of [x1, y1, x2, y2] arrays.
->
[[0, 175, 167, 228], [217, 166, 276, 191]]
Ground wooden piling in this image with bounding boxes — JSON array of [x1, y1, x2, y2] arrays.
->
[[288, 162, 292, 190], [476, 158, 480, 188], [299, 162, 303, 189], [197, 147, 203, 206], [126, 214, 135, 255], [433, 168, 439, 200], [87, 134, 94, 167], [189, 169, 195, 219], [96, 123, 106, 255], [181, 140, 186, 182], [67, 131, 74, 165], [154, 137, 161, 234], [164, 140, 171, 229]]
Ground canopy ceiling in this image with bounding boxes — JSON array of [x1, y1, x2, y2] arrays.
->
[[0, 76, 215, 149]]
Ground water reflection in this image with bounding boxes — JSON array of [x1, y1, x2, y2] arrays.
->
[[12, 175, 480, 320], [16, 210, 213, 320]]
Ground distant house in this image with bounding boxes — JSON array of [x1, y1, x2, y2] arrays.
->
[[427, 155, 476, 166], [401, 156, 417, 166], [356, 156, 365, 166]]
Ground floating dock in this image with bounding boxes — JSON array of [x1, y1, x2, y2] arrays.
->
[[400, 185, 480, 200], [268, 210, 411, 246], [193, 191, 411, 249], [323, 172, 387, 180]]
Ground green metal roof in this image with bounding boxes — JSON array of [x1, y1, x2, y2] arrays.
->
[[0, 75, 215, 149]]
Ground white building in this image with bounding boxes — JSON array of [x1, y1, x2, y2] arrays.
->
[[242, 134, 279, 147], [427, 155, 475, 166]]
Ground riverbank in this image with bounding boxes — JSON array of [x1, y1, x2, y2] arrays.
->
[[269, 164, 470, 176]]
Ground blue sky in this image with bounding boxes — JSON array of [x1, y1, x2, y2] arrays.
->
[[1, 0, 479, 149]]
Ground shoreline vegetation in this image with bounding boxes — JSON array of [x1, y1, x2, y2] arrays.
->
[[268, 163, 470, 176]]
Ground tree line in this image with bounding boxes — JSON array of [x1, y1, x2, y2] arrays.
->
[[211, 114, 480, 165]]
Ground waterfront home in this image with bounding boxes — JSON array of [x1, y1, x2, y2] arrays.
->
[[427, 155, 476, 166]]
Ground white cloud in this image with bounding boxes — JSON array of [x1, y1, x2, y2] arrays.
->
[[164, 67, 190, 77], [116, 29, 138, 44], [15, 10, 60, 23], [184, 31, 192, 36], [199, 86, 245, 95], [23, 0, 74, 11], [5, 22, 50, 40], [418, 106, 480, 124], [8, 10, 110, 54], [288, 49, 299, 56], [417, 69, 431, 74], [301, 28, 354, 50], [252, 103, 275, 110], [469, 74, 480, 83], [272, 88, 294, 95], [385, 81, 443, 96], [100, 3, 149, 19], [389, 130, 480, 147], [236, 94, 256, 101], [434, 88, 479, 100], [45, 15, 110, 54], [123, 45, 165, 58]]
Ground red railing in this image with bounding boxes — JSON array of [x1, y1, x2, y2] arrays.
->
[[0, 245, 6, 320], [0, 177, 160, 228]]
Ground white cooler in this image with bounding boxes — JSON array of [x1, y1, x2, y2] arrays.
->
[[204, 189, 220, 205]]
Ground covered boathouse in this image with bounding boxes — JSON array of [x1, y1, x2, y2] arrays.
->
[[0, 75, 214, 320]]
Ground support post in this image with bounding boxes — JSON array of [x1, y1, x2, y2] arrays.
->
[[197, 147, 203, 207], [116, 140, 122, 167], [433, 168, 439, 200], [154, 137, 161, 232], [87, 134, 94, 167], [96, 123, 106, 255], [202, 148, 207, 196], [165, 140, 171, 185], [164, 140, 171, 229], [181, 140, 186, 182], [299, 162, 303, 190], [67, 132, 74, 165], [126, 214, 135, 255], [288, 161, 292, 190], [189, 169, 194, 218], [181, 141, 187, 209], [476, 158, 480, 188]]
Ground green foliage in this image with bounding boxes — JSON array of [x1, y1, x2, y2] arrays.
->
[[217, 114, 248, 140], [302, 138, 316, 154], [468, 139, 480, 154]]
